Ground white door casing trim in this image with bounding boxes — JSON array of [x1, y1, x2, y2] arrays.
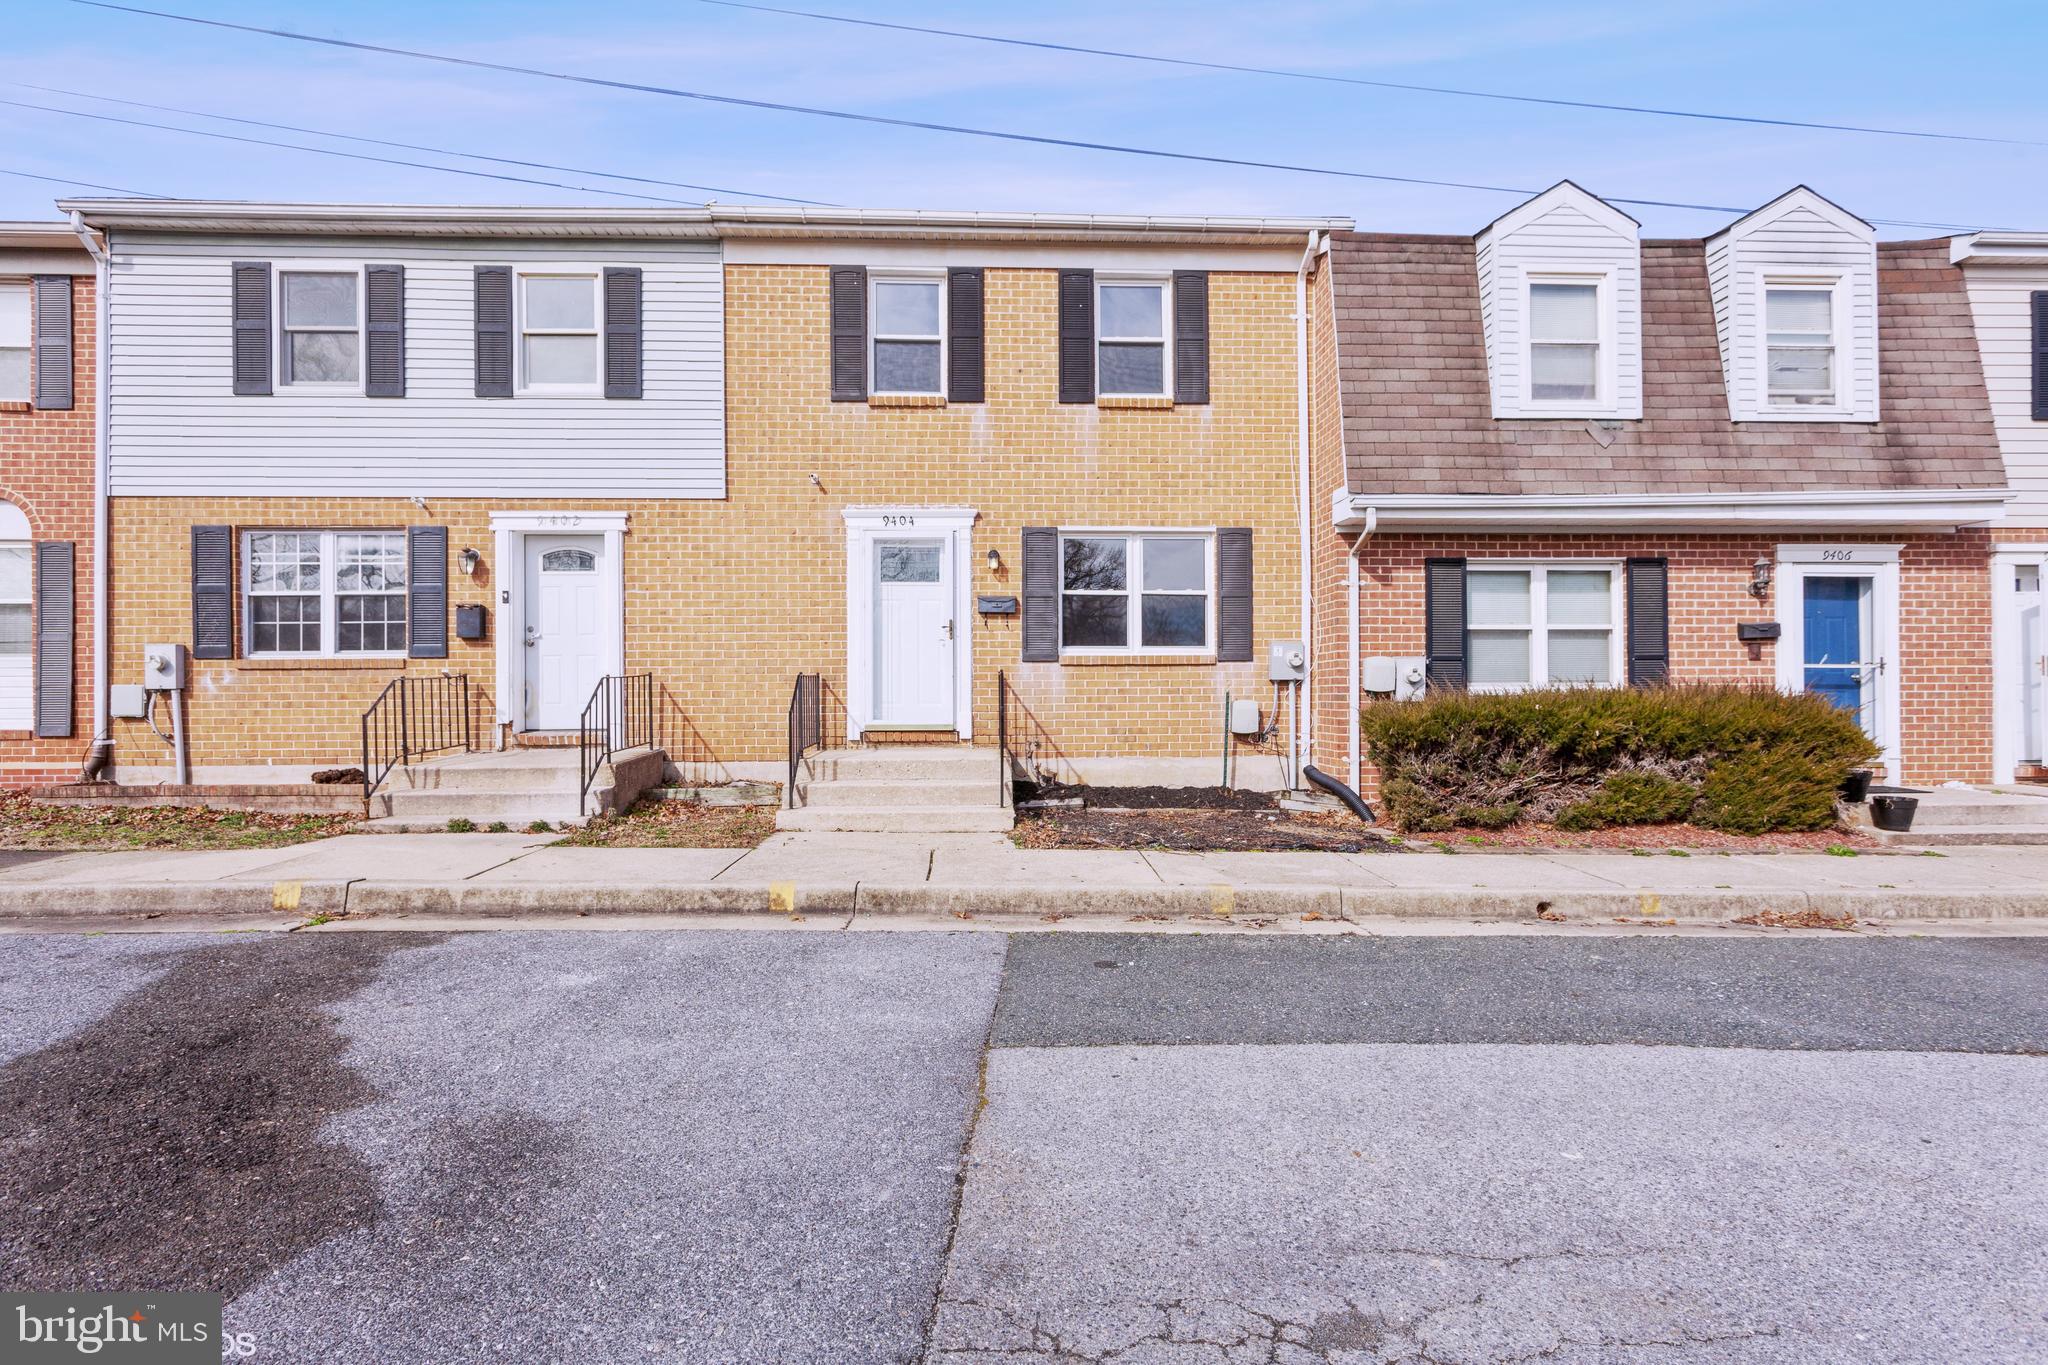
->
[[1992, 545, 2048, 783], [843, 506, 976, 741], [1774, 543, 1902, 784], [490, 511, 627, 731]]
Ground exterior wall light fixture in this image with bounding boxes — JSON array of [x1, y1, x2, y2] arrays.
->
[[1748, 557, 1772, 600], [457, 547, 483, 577]]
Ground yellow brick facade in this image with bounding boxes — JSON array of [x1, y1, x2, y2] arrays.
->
[[107, 264, 1306, 781]]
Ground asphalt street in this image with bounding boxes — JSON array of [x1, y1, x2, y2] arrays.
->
[[0, 927, 2042, 1363]]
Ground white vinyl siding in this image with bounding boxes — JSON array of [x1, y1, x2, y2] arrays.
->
[[1474, 185, 1642, 420], [1961, 265, 2048, 522], [1706, 190, 1879, 422], [104, 232, 725, 498]]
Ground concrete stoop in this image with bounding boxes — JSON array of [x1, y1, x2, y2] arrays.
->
[[777, 745, 1013, 833], [1853, 786, 2048, 847], [365, 746, 666, 830]]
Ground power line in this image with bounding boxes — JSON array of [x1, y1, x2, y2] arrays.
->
[[700, 0, 2048, 150], [9, 82, 834, 206], [1, 97, 702, 204], [69, 1, 2002, 232], [0, 163, 160, 197]]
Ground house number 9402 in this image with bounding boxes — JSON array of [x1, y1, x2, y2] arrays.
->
[[882, 515, 917, 528]]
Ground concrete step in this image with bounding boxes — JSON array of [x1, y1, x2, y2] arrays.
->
[[775, 805, 1015, 833], [382, 788, 595, 825], [399, 762, 587, 794], [1876, 797, 2048, 829], [799, 778, 1001, 810], [1869, 825, 2048, 847], [804, 747, 992, 782]]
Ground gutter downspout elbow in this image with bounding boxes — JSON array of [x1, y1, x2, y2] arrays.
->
[[1346, 505, 1375, 794], [71, 211, 113, 783]]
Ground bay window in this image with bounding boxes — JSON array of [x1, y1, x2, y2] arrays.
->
[[1097, 279, 1169, 397], [245, 530, 407, 657], [1061, 532, 1210, 653], [1765, 284, 1836, 407], [1467, 564, 1620, 689]]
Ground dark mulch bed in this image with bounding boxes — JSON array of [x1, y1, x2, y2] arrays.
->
[[1015, 807, 1392, 853], [1020, 782, 1277, 812]]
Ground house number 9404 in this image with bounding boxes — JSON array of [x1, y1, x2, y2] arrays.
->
[[882, 515, 917, 528]]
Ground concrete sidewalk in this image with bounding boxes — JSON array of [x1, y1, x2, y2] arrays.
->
[[4, 831, 2048, 927]]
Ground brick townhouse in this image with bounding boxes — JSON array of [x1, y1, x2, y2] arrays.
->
[[0, 223, 94, 788], [1305, 183, 2012, 792], [59, 200, 1343, 819]]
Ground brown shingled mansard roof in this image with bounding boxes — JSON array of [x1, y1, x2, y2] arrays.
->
[[1328, 234, 2005, 498]]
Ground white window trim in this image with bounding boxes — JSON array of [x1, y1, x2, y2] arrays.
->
[[1992, 546, 2048, 782], [1773, 543, 1901, 784], [241, 529, 409, 659], [1095, 274, 1173, 400], [1752, 273, 1851, 420], [515, 269, 603, 396], [1464, 559, 1625, 692], [273, 262, 366, 396], [1520, 269, 1617, 414], [841, 506, 976, 741], [1058, 528, 1216, 657], [0, 279, 30, 405], [868, 269, 947, 397]]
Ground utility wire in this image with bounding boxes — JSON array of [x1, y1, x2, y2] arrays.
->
[[68, 1, 2001, 231], [0, 163, 160, 197], [0, 97, 704, 204], [9, 81, 834, 206], [700, 0, 2048, 150]]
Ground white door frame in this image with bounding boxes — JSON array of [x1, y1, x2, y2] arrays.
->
[[491, 511, 627, 732], [1775, 543, 1902, 784], [1992, 545, 2048, 782], [843, 506, 975, 741]]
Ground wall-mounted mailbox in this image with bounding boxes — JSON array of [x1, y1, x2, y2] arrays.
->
[[456, 604, 488, 641], [1736, 621, 1781, 642], [977, 596, 1019, 616]]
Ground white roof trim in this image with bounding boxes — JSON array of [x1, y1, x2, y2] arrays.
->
[[1950, 231, 2048, 266], [1333, 487, 2010, 532], [1705, 186, 1875, 246], [1474, 180, 1639, 244]]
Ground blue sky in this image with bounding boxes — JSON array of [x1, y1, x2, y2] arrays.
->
[[3, 1, 2044, 237]]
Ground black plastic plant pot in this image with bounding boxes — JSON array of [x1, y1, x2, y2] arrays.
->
[[1869, 795, 1918, 832], [1839, 769, 1874, 804]]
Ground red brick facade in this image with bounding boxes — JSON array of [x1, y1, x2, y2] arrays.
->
[[0, 270, 95, 788]]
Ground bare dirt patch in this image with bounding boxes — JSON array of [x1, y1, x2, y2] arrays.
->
[[557, 799, 776, 849], [0, 795, 357, 851], [1023, 782, 1278, 812], [1015, 807, 1393, 853]]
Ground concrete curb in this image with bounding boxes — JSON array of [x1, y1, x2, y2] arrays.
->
[[343, 881, 857, 919], [0, 879, 351, 920]]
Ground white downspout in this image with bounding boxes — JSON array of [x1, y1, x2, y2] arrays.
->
[[1293, 230, 1320, 792], [1347, 506, 1376, 793], [70, 211, 112, 781]]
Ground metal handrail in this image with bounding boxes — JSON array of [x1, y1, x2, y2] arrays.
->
[[997, 668, 1010, 808], [786, 673, 822, 809], [361, 673, 473, 815], [579, 673, 656, 817]]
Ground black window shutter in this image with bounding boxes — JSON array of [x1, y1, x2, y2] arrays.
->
[[365, 264, 406, 398], [1423, 558, 1468, 689], [408, 526, 449, 659], [32, 541, 74, 738], [474, 266, 513, 398], [2032, 291, 2048, 422], [830, 265, 867, 402], [1626, 557, 1671, 685], [1058, 269, 1095, 404], [230, 262, 272, 396], [191, 525, 235, 660], [604, 266, 643, 399], [1172, 270, 1210, 405], [31, 275, 73, 411], [1021, 527, 1059, 662], [1216, 527, 1253, 661], [947, 267, 985, 403]]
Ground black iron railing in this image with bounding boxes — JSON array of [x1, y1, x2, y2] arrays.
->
[[997, 668, 1011, 808], [786, 672, 822, 809], [579, 673, 657, 816], [362, 673, 473, 814]]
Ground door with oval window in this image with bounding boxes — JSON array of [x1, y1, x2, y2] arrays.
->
[[522, 535, 606, 730]]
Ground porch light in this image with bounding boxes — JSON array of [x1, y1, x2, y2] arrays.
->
[[457, 547, 483, 577], [1748, 557, 1772, 600], [986, 548, 1002, 572]]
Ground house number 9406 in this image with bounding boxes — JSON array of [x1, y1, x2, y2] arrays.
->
[[882, 515, 917, 528], [1820, 549, 1856, 562]]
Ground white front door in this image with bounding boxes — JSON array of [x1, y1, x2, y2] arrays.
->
[[872, 538, 955, 727], [523, 534, 606, 730]]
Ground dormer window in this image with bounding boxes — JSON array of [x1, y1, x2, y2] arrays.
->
[[1765, 284, 1836, 407], [1528, 279, 1602, 404]]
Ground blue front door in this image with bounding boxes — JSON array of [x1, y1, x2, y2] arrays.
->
[[1803, 575, 1873, 732]]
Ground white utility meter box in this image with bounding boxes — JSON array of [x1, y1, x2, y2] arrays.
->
[[1229, 698, 1262, 735], [142, 643, 189, 691], [1267, 640, 1307, 682]]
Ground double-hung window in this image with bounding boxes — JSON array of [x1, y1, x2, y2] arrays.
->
[[1060, 533, 1210, 653], [1097, 279, 1169, 397], [1527, 279, 1601, 403], [0, 283, 27, 402], [1765, 283, 1836, 407], [871, 274, 943, 395], [245, 530, 407, 657], [519, 273, 600, 392], [1467, 564, 1620, 690], [279, 270, 361, 388]]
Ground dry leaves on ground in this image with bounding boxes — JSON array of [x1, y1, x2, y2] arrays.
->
[[555, 800, 776, 849], [0, 796, 356, 851], [1731, 908, 1861, 931]]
